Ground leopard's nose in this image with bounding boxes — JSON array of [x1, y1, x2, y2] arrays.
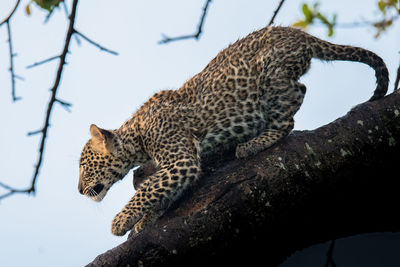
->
[[78, 181, 84, 195]]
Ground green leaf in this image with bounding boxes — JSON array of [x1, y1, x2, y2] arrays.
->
[[292, 20, 309, 28], [388, 0, 399, 7], [378, 1, 387, 13], [302, 4, 314, 23], [316, 12, 330, 25], [33, 0, 62, 13], [327, 26, 334, 37], [332, 13, 337, 25]]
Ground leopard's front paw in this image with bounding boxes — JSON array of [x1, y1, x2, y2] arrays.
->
[[133, 213, 156, 233], [111, 212, 136, 236], [133, 218, 145, 234]]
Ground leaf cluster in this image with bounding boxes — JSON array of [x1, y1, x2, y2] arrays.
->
[[293, 1, 399, 38], [292, 2, 337, 36], [375, 0, 399, 38]]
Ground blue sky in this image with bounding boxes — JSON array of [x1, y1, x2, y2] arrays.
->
[[0, 0, 399, 266]]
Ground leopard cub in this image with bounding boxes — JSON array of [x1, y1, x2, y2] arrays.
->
[[78, 26, 388, 236]]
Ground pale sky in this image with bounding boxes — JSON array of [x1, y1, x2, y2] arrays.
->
[[1, 1, 399, 266]]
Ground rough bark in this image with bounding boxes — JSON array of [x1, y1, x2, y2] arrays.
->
[[87, 91, 400, 267]]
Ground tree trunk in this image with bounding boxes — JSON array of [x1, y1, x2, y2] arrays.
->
[[87, 91, 400, 267]]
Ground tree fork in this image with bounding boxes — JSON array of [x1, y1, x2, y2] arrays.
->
[[88, 91, 400, 267]]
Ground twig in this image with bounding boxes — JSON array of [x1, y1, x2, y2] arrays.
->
[[158, 0, 212, 44], [0, 0, 21, 27], [55, 98, 73, 112], [324, 240, 337, 267], [0, 0, 80, 202], [334, 20, 374, 28], [73, 30, 119, 55], [333, 14, 399, 29], [394, 61, 400, 91], [27, 129, 44, 136], [0, 181, 33, 202], [1, 0, 22, 102], [29, 0, 79, 195], [26, 55, 60, 69], [6, 22, 21, 101], [268, 0, 286, 26]]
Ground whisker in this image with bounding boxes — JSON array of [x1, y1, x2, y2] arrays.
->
[[89, 188, 99, 197]]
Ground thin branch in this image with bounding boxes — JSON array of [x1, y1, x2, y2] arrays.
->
[[158, 0, 212, 44], [334, 20, 374, 28], [0, 0, 80, 201], [26, 55, 60, 69], [333, 14, 399, 28], [6, 21, 21, 101], [55, 98, 73, 112], [73, 30, 119, 55], [268, 0, 287, 26], [27, 129, 44, 136], [0, 181, 33, 202], [305, 14, 398, 32], [0, 0, 21, 27], [1, 0, 23, 102], [324, 240, 337, 267], [62, 1, 69, 17], [29, 0, 79, 195], [394, 61, 400, 91]]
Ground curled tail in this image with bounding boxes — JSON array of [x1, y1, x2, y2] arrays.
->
[[307, 36, 389, 101]]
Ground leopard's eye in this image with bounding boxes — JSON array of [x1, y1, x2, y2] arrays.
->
[[80, 163, 87, 174]]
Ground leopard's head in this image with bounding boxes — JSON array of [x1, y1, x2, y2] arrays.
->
[[78, 124, 132, 202]]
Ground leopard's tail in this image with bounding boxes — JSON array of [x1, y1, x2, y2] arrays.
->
[[308, 36, 389, 101]]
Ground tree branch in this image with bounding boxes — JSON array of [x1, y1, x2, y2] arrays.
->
[[268, 0, 287, 26], [0, 0, 21, 27], [1, 0, 22, 102], [28, 0, 79, 196], [394, 61, 400, 91], [5, 21, 21, 102], [87, 91, 400, 266], [0, 0, 120, 202], [0, 0, 80, 202], [73, 29, 119, 55], [324, 240, 337, 267], [158, 0, 212, 44], [26, 55, 60, 69]]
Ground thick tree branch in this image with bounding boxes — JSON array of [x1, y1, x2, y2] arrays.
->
[[159, 0, 212, 44], [88, 91, 400, 266]]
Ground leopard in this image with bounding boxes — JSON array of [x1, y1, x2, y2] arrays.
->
[[78, 26, 389, 236]]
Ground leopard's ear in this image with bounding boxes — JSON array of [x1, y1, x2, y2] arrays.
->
[[90, 124, 116, 154]]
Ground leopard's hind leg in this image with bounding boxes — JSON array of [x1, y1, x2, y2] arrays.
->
[[235, 80, 306, 158]]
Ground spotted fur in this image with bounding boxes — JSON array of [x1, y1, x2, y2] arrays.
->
[[78, 26, 388, 236]]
